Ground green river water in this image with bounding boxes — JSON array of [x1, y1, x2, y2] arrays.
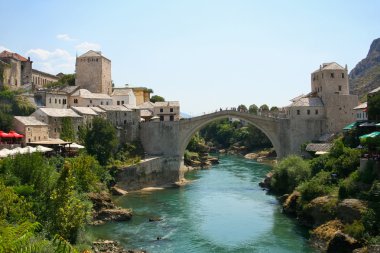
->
[[86, 155, 317, 253]]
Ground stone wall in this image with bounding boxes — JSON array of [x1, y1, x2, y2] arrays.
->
[[114, 156, 183, 191]]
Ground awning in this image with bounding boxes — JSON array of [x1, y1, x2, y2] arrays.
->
[[359, 122, 376, 127], [9, 131, 24, 138], [316, 151, 329, 155], [343, 122, 359, 131], [359, 131, 380, 140], [376, 123, 380, 127]]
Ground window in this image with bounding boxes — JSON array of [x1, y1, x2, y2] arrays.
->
[[63, 99, 66, 104], [315, 109, 319, 115], [342, 73, 345, 78], [170, 108, 173, 112], [160, 116, 164, 121], [28, 138, 31, 143], [117, 101, 120, 105], [160, 108, 163, 113], [297, 110, 300, 115], [307, 110, 310, 115], [101, 101, 103, 105], [330, 73, 335, 78], [74, 99, 78, 104], [170, 115, 174, 121], [339, 85, 342, 91], [49, 98, 51, 103], [55, 98, 57, 104], [124, 120, 127, 125], [122, 101, 124, 105], [106, 102, 109, 105], [90, 100, 92, 104], [59, 99, 61, 104]]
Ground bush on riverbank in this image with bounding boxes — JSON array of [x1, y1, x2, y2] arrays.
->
[[267, 138, 380, 248]]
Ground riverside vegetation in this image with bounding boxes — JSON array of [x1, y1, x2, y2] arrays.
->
[[0, 117, 144, 252], [265, 138, 380, 252]]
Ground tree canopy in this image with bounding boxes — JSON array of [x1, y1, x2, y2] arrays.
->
[[150, 95, 165, 103], [84, 117, 118, 165]]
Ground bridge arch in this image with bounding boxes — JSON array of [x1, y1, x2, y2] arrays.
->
[[178, 110, 283, 159]]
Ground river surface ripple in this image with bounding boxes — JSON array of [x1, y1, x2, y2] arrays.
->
[[86, 155, 317, 253]]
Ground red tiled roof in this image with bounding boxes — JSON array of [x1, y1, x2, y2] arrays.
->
[[0, 50, 28, 62]]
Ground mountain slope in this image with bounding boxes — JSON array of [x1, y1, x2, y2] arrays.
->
[[349, 38, 380, 99]]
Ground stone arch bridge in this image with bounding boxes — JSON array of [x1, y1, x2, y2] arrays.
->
[[137, 110, 325, 184]]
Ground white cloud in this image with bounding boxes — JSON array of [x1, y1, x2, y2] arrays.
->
[[26, 48, 75, 74], [0, 45, 11, 52], [75, 41, 101, 54], [56, 34, 75, 41]]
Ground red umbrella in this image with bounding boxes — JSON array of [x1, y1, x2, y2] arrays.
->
[[0, 131, 11, 138], [9, 130, 24, 138]]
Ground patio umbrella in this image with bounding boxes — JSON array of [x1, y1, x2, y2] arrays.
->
[[359, 131, 380, 140], [36, 145, 53, 153], [9, 130, 24, 138], [8, 147, 23, 156], [66, 143, 85, 149], [0, 148, 10, 158]]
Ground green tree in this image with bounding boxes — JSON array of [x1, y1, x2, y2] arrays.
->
[[60, 117, 76, 142], [368, 92, 380, 121], [150, 95, 165, 103], [85, 117, 118, 165], [259, 104, 269, 112], [237, 104, 247, 112], [48, 163, 91, 243], [248, 104, 258, 114], [270, 106, 279, 113]]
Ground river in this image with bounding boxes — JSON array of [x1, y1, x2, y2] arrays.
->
[[86, 155, 317, 253]]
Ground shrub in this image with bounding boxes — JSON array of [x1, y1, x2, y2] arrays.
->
[[270, 155, 311, 194], [343, 220, 365, 240], [338, 171, 360, 199], [297, 171, 335, 202]]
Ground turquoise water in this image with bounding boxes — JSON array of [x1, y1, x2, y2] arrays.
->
[[86, 155, 317, 253]]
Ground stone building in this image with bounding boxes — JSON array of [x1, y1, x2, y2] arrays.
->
[[75, 50, 112, 95], [69, 89, 112, 107], [32, 69, 59, 88], [111, 87, 137, 106], [311, 62, 358, 132], [13, 116, 49, 145], [0, 50, 33, 88], [353, 102, 368, 122], [132, 87, 151, 105], [285, 62, 358, 134], [45, 86, 80, 109], [71, 106, 101, 127], [154, 101, 180, 121], [98, 105, 140, 141], [31, 108, 82, 139]]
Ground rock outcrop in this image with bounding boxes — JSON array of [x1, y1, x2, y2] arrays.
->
[[337, 199, 367, 224], [349, 38, 380, 98], [302, 196, 337, 226], [88, 191, 132, 225], [93, 240, 146, 253], [282, 191, 300, 216]]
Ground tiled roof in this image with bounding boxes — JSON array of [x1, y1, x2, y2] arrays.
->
[[305, 143, 333, 152], [71, 89, 112, 99], [14, 116, 47, 126], [71, 106, 98, 115], [154, 101, 180, 107], [91, 107, 106, 113], [32, 69, 59, 79], [353, 102, 367, 110], [77, 50, 110, 61], [312, 62, 345, 73], [138, 101, 155, 109], [112, 88, 134, 96], [287, 97, 324, 107], [37, 108, 81, 118], [369, 87, 380, 94], [98, 105, 132, 111], [140, 109, 153, 117], [0, 50, 28, 62]]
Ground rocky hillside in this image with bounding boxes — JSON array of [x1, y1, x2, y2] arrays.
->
[[349, 38, 380, 99]]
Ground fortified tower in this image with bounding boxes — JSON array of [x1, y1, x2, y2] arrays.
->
[[75, 50, 112, 95], [311, 62, 358, 133]]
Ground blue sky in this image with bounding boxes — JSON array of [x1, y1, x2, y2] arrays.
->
[[1, 1, 379, 115]]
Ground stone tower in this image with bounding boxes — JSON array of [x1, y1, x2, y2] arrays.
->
[[311, 62, 358, 133], [75, 50, 112, 95]]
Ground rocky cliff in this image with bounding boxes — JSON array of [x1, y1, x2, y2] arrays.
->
[[349, 38, 380, 99]]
